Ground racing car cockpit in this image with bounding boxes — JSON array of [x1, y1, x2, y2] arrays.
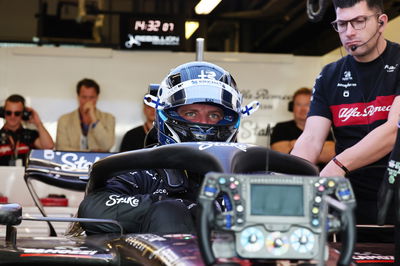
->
[[0, 142, 362, 265]]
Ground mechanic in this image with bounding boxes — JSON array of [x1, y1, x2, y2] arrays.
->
[[291, 0, 400, 241], [0, 94, 54, 166], [78, 61, 245, 234]]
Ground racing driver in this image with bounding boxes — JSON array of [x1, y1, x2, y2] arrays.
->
[[78, 61, 255, 235]]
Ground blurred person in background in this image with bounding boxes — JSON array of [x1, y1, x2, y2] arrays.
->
[[271, 87, 335, 169], [120, 92, 157, 152], [0, 94, 54, 166], [56, 78, 115, 152]]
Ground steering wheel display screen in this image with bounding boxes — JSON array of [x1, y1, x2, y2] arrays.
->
[[250, 184, 304, 216]]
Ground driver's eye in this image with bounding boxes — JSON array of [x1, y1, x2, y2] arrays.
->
[[184, 111, 196, 118], [209, 113, 222, 120]]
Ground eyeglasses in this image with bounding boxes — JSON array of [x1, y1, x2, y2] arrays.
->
[[5, 110, 22, 117], [331, 14, 380, 33]]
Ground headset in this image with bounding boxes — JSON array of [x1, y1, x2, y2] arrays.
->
[[288, 100, 294, 112], [0, 106, 32, 121], [350, 19, 384, 52]]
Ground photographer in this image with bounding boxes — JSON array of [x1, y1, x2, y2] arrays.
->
[[0, 94, 54, 166]]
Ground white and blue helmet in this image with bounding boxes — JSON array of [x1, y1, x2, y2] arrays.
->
[[145, 61, 258, 145]]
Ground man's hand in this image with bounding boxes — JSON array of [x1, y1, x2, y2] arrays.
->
[[25, 107, 41, 127], [82, 101, 97, 124]]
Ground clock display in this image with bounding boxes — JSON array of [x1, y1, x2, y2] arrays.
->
[[133, 20, 175, 32], [120, 15, 183, 50]]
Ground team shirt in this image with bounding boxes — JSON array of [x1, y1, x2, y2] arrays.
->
[[309, 40, 400, 200], [0, 127, 39, 166]]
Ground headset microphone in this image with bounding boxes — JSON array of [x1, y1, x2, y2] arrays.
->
[[350, 21, 383, 52]]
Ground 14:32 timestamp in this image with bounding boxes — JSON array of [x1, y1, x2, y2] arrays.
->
[[133, 20, 175, 32]]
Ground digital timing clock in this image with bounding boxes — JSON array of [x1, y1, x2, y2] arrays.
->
[[120, 15, 183, 50]]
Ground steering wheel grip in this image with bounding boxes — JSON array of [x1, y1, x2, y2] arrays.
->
[[197, 200, 215, 266], [338, 207, 356, 266]]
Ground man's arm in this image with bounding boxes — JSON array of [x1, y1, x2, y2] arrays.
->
[[320, 95, 400, 176], [271, 140, 296, 153], [55, 115, 75, 151], [291, 116, 333, 164], [28, 107, 54, 149], [88, 112, 115, 152], [317, 140, 336, 164]]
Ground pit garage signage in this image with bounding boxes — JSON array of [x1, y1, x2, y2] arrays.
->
[[120, 15, 183, 50]]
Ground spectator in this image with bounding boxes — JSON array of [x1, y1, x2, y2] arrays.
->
[[0, 94, 54, 166], [271, 87, 335, 168], [56, 78, 115, 152], [119, 94, 156, 152]]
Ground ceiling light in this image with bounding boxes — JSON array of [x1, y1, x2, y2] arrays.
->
[[185, 21, 199, 39], [195, 0, 222, 15]]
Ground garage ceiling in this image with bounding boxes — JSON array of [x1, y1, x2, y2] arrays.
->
[[3, 0, 400, 55]]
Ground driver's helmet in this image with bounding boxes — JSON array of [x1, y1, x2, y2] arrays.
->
[[154, 61, 243, 145]]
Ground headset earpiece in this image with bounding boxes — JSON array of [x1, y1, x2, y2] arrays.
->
[[379, 20, 384, 26], [22, 109, 32, 121], [0, 106, 31, 120], [288, 101, 294, 112]]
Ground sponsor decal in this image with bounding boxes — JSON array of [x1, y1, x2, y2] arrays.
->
[[105, 195, 140, 207], [384, 64, 398, 73], [353, 251, 394, 263], [337, 82, 357, 89], [137, 234, 166, 242], [330, 95, 395, 127], [125, 34, 179, 47], [342, 71, 353, 81], [197, 142, 248, 151], [60, 153, 102, 171], [22, 248, 98, 256], [387, 159, 400, 184], [153, 188, 168, 195], [197, 70, 216, 79]]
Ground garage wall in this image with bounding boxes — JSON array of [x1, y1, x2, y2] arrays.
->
[[0, 48, 323, 150]]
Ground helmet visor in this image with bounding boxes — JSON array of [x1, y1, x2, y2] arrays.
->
[[161, 79, 242, 114]]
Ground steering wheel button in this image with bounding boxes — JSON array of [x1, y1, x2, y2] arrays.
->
[[311, 219, 320, 227], [230, 183, 237, 189], [318, 185, 325, 192], [233, 194, 241, 201], [328, 180, 335, 187], [218, 178, 227, 185], [312, 207, 319, 214], [229, 177, 235, 182], [338, 188, 351, 199], [236, 205, 244, 212], [314, 196, 322, 203]]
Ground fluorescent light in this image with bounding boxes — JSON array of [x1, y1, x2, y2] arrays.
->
[[195, 0, 222, 15], [185, 21, 200, 39]]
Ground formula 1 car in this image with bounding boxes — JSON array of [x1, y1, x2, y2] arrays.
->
[[0, 142, 395, 265]]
